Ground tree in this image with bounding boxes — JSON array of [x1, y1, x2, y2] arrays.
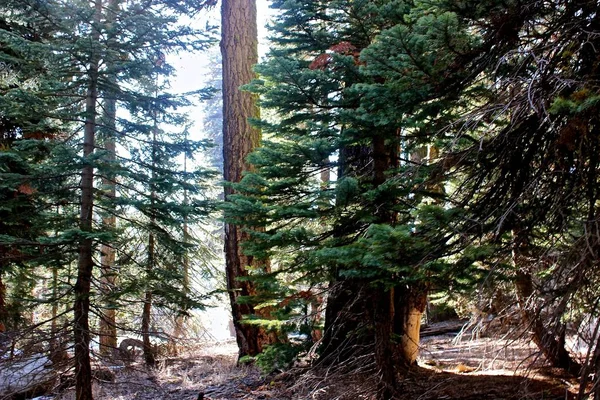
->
[[0, 0, 70, 335], [1, 0, 217, 398], [97, 0, 121, 356], [202, 46, 223, 172], [430, 0, 600, 381], [354, 0, 600, 389], [221, 0, 277, 358], [227, 1, 501, 397]]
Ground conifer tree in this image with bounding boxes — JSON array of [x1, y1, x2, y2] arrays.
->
[[1, 0, 216, 397], [227, 1, 490, 396], [97, 0, 120, 356], [202, 47, 223, 172], [423, 0, 600, 379], [221, 0, 277, 358], [0, 0, 75, 335]]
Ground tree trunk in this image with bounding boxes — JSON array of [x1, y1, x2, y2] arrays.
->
[[512, 229, 581, 376], [74, 2, 101, 398], [141, 243, 155, 367], [142, 160, 155, 367], [221, 0, 275, 359], [386, 144, 432, 368], [373, 287, 396, 400], [172, 138, 190, 352], [50, 266, 68, 365], [171, 220, 189, 355], [141, 106, 158, 368], [320, 279, 371, 363], [393, 284, 427, 366], [372, 134, 398, 398], [319, 133, 417, 399], [308, 162, 330, 343], [98, 0, 120, 356], [99, 90, 117, 356], [0, 271, 6, 333]]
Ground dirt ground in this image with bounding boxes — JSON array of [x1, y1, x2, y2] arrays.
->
[[46, 326, 581, 400]]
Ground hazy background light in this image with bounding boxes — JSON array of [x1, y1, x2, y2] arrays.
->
[[165, 1, 276, 341], [169, 0, 274, 144]]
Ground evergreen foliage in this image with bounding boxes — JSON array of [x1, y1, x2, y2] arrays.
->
[[2, 0, 600, 398], [0, 0, 219, 396], [228, 0, 480, 333], [227, 0, 600, 397]]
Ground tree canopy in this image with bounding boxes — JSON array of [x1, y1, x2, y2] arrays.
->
[[1, 0, 600, 399]]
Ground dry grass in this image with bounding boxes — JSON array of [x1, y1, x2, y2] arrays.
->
[[32, 331, 580, 400], [286, 331, 579, 400], [53, 340, 245, 400]]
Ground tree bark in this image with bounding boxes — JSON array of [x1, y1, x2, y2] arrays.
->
[[393, 284, 427, 366], [373, 287, 396, 400], [141, 105, 158, 368], [372, 134, 398, 398], [221, 0, 275, 358], [98, 90, 117, 356], [50, 266, 68, 365], [74, 2, 101, 398], [98, 0, 120, 356], [141, 231, 155, 367], [320, 279, 371, 363]]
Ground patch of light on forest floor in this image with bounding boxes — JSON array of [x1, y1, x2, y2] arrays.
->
[[195, 339, 238, 357]]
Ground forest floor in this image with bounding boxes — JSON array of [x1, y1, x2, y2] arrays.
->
[[43, 322, 581, 400]]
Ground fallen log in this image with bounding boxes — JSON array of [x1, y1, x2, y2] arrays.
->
[[420, 319, 469, 337], [0, 355, 56, 400]]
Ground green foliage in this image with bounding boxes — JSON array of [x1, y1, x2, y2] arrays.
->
[[242, 341, 308, 375], [222, 2, 503, 374], [227, 1, 600, 381], [0, 0, 219, 347]]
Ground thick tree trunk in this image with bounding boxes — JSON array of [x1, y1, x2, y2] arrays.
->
[[221, 0, 275, 358], [393, 285, 427, 366], [320, 133, 418, 399], [515, 269, 581, 375], [512, 230, 581, 376], [372, 134, 398, 398], [224, 227, 276, 357], [74, 2, 101, 396], [320, 279, 371, 363], [373, 287, 396, 400]]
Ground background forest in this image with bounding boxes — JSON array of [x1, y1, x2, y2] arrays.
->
[[1, 0, 600, 400]]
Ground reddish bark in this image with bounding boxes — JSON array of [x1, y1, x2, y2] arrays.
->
[[221, 0, 277, 358]]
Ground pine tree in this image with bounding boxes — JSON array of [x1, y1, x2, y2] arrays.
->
[[0, 0, 217, 397], [227, 1, 492, 396], [426, 0, 600, 380], [202, 46, 223, 172], [0, 0, 75, 335], [351, 0, 600, 387], [97, 0, 120, 356]]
